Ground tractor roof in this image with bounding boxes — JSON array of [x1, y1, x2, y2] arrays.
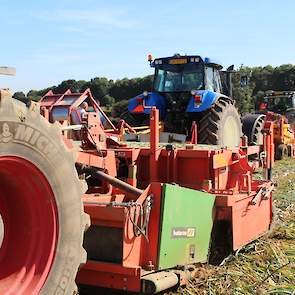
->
[[151, 54, 223, 70], [265, 90, 295, 98]]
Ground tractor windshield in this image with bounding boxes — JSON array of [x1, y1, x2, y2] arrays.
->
[[266, 95, 295, 113], [154, 63, 204, 92]]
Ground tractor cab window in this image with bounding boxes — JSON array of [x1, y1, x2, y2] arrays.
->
[[205, 67, 214, 91], [267, 96, 294, 113], [205, 67, 221, 92], [213, 69, 222, 93], [154, 63, 204, 92]]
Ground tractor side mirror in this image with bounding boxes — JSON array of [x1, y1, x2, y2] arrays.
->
[[225, 65, 234, 97], [227, 65, 234, 72]]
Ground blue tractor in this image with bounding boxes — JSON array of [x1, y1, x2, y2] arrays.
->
[[128, 54, 242, 147]]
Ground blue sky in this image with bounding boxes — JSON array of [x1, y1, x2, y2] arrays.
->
[[0, 0, 294, 92]]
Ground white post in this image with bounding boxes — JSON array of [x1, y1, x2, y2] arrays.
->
[[0, 67, 16, 76]]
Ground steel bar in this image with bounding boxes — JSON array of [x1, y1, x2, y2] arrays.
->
[[77, 163, 144, 197]]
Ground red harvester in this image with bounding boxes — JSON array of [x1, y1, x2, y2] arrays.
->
[[0, 86, 275, 294]]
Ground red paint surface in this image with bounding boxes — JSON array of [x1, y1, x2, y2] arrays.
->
[[75, 109, 275, 292]]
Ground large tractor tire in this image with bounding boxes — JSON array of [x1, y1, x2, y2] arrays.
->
[[275, 144, 288, 160], [0, 90, 89, 295], [242, 114, 265, 145], [199, 97, 242, 147]]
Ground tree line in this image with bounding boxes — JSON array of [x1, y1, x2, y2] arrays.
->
[[232, 64, 295, 114], [13, 64, 295, 117]]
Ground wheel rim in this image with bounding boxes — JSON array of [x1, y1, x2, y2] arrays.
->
[[0, 156, 58, 295], [223, 116, 241, 147], [0, 215, 3, 249]]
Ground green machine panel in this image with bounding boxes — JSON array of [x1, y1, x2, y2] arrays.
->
[[157, 184, 215, 269]]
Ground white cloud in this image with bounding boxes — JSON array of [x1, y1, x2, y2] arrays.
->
[[62, 26, 85, 33], [23, 51, 93, 65], [33, 8, 135, 29]]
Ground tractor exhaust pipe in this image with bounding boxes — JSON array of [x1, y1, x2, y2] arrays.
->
[[226, 65, 234, 98], [76, 163, 144, 197]]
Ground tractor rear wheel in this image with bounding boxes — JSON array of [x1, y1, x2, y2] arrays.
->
[[242, 114, 265, 145], [0, 90, 89, 295], [199, 97, 242, 147]]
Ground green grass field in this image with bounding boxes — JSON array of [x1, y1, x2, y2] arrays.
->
[[169, 159, 295, 295]]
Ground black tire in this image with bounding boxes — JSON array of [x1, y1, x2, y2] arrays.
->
[[199, 96, 242, 147], [242, 114, 265, 145], [275, 144, 288, 160], [0, 90, 89, 295], [120, 111, 149, 127], [287, 145, 293, 157]]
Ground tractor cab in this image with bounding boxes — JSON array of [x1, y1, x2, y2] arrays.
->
[[261, 91, 295, 125], [152, 55, 223, 94], [128, 55, 232, 125]]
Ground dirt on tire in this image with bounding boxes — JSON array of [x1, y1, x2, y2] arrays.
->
[[199, 96, 242, 147]]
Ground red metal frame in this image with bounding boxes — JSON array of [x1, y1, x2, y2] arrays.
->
[[77, 183, 163, 291], [36, 95, 276, 292], [40, 88, 115, 129], [74, 108, 274, 292]]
